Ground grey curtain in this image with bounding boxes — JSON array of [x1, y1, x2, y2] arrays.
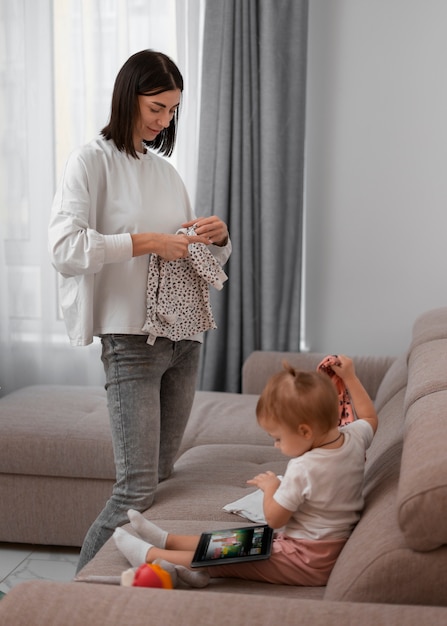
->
[[196, 0, 308, 392]]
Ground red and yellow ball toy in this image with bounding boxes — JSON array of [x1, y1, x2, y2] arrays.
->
[[132, 563, 174, 589]]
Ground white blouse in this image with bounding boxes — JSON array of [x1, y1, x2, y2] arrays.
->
[[48, 136, 231, 346]]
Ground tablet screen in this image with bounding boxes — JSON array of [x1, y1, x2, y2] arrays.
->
[[190, 524, 273, 568]]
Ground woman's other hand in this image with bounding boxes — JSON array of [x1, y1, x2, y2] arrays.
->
[[183, 216, 229, 246]]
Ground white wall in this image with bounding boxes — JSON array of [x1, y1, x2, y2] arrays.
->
[[304, 0, 447, 356]]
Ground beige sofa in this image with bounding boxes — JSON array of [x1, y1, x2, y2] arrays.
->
[[1, 307, 447, 625]]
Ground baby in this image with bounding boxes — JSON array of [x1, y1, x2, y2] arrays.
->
[[114, 355, 378, 587]]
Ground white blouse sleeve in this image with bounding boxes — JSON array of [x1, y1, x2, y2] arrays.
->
[[48, 149, 133, 277]]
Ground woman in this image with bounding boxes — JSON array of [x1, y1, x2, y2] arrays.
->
[[48, 50, 231, 571]]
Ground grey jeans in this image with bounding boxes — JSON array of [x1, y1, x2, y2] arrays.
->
[[76, 335, 201, 572]]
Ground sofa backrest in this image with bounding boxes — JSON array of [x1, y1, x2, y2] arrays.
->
[[242, 351, 395, 400], [397, 307, 447, 551], [325, 307, 447, 606]]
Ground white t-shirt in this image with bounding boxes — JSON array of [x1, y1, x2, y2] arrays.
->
[[273, 420, 374, 540], [48, 136, 231, 346]]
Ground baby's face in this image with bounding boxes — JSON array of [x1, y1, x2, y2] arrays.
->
[[259, 416, 312, 458]]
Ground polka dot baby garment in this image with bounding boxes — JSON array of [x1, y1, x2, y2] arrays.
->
[[142, 237, 228, 345]]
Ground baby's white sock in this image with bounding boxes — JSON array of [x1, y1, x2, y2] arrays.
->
[[113, 527, 153, 568], [155, 560, 210, 589], [175, 565, 210, 588], [127, 509, 168, 548]]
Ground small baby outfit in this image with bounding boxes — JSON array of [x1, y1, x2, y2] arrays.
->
[[142, 229, 228, 345], [317, 355, 356, 425]]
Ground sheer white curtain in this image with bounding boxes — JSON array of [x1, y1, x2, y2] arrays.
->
[[0, 0, 204, 396]]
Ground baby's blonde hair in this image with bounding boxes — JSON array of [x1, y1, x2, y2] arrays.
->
[[256, 362, 339, 433]]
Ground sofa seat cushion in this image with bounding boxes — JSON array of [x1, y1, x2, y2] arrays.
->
[[0, 385, 114, 479], [138, 443, 286, 522]]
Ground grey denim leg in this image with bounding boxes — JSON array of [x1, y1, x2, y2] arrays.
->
[[76, 335, 201, 572], [158, 339, 201, 480]]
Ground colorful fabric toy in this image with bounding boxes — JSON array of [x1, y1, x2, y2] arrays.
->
[[122, 563, 174, 588], [317, 355, 356, 426], [120, 559, 209, 589]]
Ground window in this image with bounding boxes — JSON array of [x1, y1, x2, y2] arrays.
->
[[0, 0, 204, 392]]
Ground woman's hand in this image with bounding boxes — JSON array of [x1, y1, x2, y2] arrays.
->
[[183, 216, 229, 246], [131, 232, 210, 260]]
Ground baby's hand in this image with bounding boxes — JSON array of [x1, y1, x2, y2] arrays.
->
[[247, 471, 280, 493], [330, 355, 356, 381]]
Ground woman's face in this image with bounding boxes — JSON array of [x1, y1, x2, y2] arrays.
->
[[133, 89, 181, 152]]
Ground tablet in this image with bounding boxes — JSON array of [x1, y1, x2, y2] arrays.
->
[[190, 524, 273, 568]]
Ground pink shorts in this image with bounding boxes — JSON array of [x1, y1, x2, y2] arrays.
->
[[209, 533, 347, 586]]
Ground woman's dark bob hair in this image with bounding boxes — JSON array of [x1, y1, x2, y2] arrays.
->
[[101, 49, 183, 158]]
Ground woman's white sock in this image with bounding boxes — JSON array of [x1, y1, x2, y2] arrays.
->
[[113, 527, 153, 568], [127, 509, 168, 548]]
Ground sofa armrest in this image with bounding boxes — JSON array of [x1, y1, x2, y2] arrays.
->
[[242, 351, 396, 401], [1, 580, 445, 626]]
